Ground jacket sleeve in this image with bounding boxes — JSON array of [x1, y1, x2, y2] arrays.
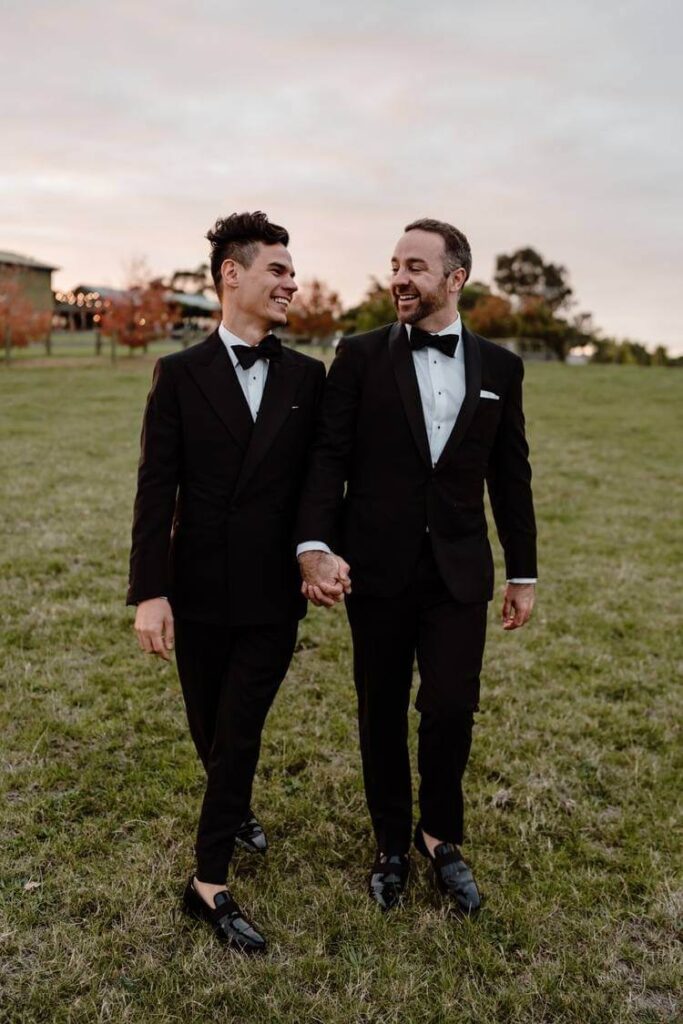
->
[[296, 338, 363, 551], [126, 359, 181, 605], [485, 357, 538, 580]]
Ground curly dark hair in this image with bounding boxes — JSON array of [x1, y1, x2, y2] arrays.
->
[[404, 217, 472, 281], [206, 211, 290, 295]]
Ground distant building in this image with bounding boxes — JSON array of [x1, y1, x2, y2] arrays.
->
[[53, 284, 130, 330], [54, 283, 220, 334], [166, 290, 220, 317], [495, 337, 563, 361], [0, 250, 58, 313]]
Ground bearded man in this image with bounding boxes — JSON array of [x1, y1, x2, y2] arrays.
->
[[297, 218, 537, 913]]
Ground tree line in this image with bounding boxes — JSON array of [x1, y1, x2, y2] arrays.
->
[[313, 247, 674, 366], [1, 248, 678, 366], [285, 247, 676, 365]]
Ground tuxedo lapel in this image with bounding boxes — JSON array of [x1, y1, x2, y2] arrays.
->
[[435, 325, 482, 469], [186, 332, 253, 451], [388, 322, 432, 468], [234, 353, 306, 500]]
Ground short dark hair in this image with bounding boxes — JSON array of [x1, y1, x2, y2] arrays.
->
[[206, 211, 289, 295], [404, 218, 472, 282]]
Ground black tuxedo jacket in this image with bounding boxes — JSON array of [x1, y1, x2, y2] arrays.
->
[[296, 322, 536, 603], [127, 330, 325, 625]]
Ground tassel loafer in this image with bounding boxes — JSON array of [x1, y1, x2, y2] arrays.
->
[[414, 825, 481, 915], [234, 810, 268, 854], [181, 878, 267, 953], [368, 851, 410, 911]]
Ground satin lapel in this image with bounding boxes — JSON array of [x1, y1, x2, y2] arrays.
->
[[233, 355, 306, 500], [388, 322, 432, 468], [435, 325, 482, 469], [186, 332, 253, 451]]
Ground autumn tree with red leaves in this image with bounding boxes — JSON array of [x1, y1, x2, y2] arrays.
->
[[101, 260, 171, 351], [466, 294, 516, 339], [286, 279, 342, 345], [0, 269, 52, 355]]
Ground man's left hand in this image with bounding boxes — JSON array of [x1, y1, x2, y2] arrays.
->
[[501, 583, 535, 630], [298, 550, 351, 608]]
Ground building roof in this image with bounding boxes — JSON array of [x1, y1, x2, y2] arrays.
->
[[0, 250, 58, 272], [72, 284, 131, 300], [166, 291, 220, 312]]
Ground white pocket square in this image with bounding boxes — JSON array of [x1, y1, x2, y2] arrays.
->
[[480, 389, 500, 400]]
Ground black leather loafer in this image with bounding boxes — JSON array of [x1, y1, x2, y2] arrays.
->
[[368, 852, 410, 911], [414, 825, 481, 915], [182, 878, 267, 953], [235, 810, 268, 854]]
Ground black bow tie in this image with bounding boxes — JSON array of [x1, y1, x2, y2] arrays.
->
[[408, 326, 459, 358], [232, 334, 282, 370]]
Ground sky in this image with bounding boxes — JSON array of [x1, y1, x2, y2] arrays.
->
[[1, 0, 682, 351]]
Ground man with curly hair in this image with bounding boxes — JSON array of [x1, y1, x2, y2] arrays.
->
[[128, 212, 334, 952]]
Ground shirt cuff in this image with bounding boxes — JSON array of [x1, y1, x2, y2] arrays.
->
[[296, 541, 332, 557], [507, 578, 537, 584]]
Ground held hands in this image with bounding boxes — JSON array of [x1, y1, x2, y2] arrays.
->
[[134, 597, 175, 660], [501, 583, 535, 630], [298, 551, 352, 608]]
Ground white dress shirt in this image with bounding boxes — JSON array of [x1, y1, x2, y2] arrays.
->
[[218, 321, 268, 421], [406, 315, 466, 465], [297, 317, 535, 583]]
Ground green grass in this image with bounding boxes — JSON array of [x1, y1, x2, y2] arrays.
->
[[6, 331, 188, 363], [0, 360, 681, 1023]]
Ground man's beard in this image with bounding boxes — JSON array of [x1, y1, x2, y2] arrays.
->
[[393, 278, 449, 324]]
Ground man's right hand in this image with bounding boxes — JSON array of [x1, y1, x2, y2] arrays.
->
[[298, 551, 351, 608], [134, 598, 175, 660]]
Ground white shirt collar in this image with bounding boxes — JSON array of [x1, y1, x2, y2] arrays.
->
[[218, 322, 259, 369], [218, 321, 254, 346]]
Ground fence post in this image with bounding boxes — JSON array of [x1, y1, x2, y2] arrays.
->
[[4, 325, 11, 365]]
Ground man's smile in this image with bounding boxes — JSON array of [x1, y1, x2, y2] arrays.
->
[[394, 291, 419, 306]]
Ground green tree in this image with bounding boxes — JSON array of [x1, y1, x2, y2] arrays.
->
[[651, 345, 670, 366], [495, 247, 573, 312], [169, 264, 212, 296], [458, 281, 491, 313], [514, 298, 581, 361], [342, 277, 395, 334], [589, 337, 669, 366]]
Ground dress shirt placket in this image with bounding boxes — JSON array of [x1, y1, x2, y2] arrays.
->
[[428, 353, 450, 464], [244, 362, 265, 420]]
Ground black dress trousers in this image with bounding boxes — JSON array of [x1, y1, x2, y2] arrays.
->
[[174, 617, 299, 883], [345, 535, 487, 854]]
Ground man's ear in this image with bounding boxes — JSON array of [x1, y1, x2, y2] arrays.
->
[[448, 267, 467, 296], [220, 258, 240, 292]]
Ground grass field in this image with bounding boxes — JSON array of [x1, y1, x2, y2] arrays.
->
[[5, 331, 193, 365], [0, 359, 681, 1023]]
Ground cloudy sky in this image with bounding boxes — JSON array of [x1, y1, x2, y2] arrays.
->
[[2, 0, 681, 350]]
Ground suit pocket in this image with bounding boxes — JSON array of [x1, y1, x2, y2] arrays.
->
[[468, 397, 502, 440]]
